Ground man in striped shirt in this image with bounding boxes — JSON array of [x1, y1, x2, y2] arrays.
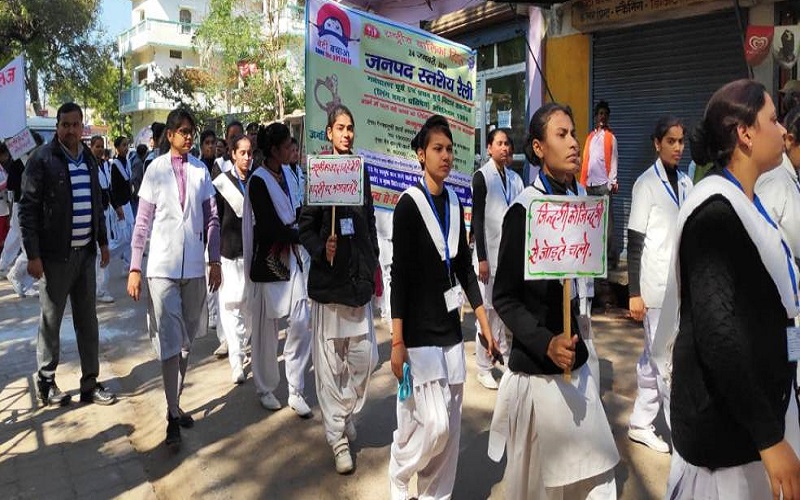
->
[[19, 102, 117, 407]]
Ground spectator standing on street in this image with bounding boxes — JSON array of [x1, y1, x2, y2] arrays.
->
[[212, 134, 252, 385], [488, 103, 619, 499], [388, 115, 498, 500], [653, 79, 800, 499], [20, 102, 117, 407], [243, 122, 312, 415], [626, 116, 692, 453], [580, 100, 619, 267], [127, 107, 221, 451], [470, 127, 524, 390], [299, 105, 380, 474]]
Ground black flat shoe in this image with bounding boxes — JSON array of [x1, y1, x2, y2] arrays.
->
[[165, 416, 181, 451], [177, 409, 194, 429]]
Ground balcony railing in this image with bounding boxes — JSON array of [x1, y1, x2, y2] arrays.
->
[[118, 18, 201, 57], [119, 85, 176, 114]]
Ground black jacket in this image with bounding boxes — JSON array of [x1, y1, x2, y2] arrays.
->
[[249, 170, 300, 282], [299, 169, 379, 307], [19, 140, 108, 261], [671, 195, 793, 469]]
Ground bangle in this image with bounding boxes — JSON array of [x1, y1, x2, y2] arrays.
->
[[392, 340, 404, 348]]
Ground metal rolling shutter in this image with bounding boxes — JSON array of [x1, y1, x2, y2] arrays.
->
[[591, 10, 748, 254]]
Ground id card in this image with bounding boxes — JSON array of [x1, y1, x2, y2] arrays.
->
[[340, 218, 355, 236], [788, 327, 800, 362], [444, 285, 464, 313]]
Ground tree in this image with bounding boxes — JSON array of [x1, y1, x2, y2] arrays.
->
[[50, 51, 132, 138], [193, 0, 305, 123], [146, 67, 218, 130], [0, 0, 111, 116]]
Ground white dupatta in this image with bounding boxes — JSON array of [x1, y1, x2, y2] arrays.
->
[[652, 175, 800, 389]]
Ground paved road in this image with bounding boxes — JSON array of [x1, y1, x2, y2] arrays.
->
[[0, 261, 670, 499]]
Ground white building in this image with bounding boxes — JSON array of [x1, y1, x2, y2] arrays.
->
[[117, 0, 208, 135]]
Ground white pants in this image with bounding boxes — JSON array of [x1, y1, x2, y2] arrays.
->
[[666, 451, 770, 499], [377, 236, 393, 322], [218, 257, 247, 372], [475, 307, 510, 373], [311, 301, 378, 446], [389, 381, 463, 500], [630, 308, 663, 430], [250, 285, 311, 396], [0, 202, 21, 271]]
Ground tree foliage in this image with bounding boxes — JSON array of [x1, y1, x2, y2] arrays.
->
[[0, 0, 112, 116], [146, 67, 218, 131], [191, 0, 305, 123]]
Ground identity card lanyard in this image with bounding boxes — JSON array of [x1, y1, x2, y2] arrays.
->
[[421, 178, 453, 287], [653, 163, 684, 207], [498, 167, 512, 206], [722, 167, 799, 308]]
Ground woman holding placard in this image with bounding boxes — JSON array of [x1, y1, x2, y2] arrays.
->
[[243, 122, 313, 417], [388, 114, 499, 500], [653, 80, 800, 499], [299, 105, 380, 475], [626, 116, 692, 454], [488, 103, 618, 499]]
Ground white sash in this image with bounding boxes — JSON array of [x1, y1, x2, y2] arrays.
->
[[652, 175, 800, 386], [113, 158, 130, 181], [213, 172, 245, 218], [403, 184, 460, 261]]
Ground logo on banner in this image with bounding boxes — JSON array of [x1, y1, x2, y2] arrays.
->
[[310, 3, 361, 66], [745, 25, 774, 67]]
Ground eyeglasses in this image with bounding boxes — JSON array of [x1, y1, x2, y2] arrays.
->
[[174, 128, 194, 138]]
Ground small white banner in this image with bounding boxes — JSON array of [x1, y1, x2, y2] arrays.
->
[[306, 155, 365, 206]]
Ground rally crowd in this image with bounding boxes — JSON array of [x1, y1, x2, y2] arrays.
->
[[3, 76, 800, 499]]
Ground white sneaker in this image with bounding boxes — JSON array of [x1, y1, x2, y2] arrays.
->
[[288, 393, 312, 418], [231, 367, 245, 385], [477, 371, 499, 390], [628, 426, 670, 453], [333, 440, 353, 474], [8, 276, 23, 297], [23, 288, 39, 298], [97, 293, 115, 303], [345, 417, 357, 442], [259, 392, 281, 411]]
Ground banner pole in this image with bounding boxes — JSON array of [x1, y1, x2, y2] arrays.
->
[[563, 279, 572, 382]]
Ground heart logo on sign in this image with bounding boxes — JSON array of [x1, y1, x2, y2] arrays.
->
[[750, 36, 769, 51]]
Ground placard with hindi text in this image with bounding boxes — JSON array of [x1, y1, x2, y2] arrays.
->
[[306, 155, 365, 206]]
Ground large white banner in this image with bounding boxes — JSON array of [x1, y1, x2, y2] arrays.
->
[[0, 55, 26, 139]]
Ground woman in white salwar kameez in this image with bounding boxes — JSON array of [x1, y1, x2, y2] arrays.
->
[[488, 103, 619, 500], [651, 80, 800, 500], [213, 134, 252, 385], [388, 115, 499, 500], [243, 122, 313, 416], [299, 105, 380, 475]]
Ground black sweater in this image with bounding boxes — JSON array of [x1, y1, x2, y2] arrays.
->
[[391, 183, 482, 348], [248, 169, 300, 282], [299, 168, 379, 307], [110, 157, 132, 208], [671, 195, 793, 468], [471, 169, 505, 262], [492, 200, 587, 375], [214, 169, 247, 260]]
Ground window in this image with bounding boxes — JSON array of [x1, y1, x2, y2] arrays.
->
[[497, 37, 526, 67], [477, 45, 493, 72], [136, 68, 149, 84], [138, 10, 145, 22], [170, 50, 183, 59], [179, 9, 192, 34]]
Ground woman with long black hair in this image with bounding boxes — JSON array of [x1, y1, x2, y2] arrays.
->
[[653, 79, 800, 498]]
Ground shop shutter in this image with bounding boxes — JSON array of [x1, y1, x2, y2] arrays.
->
[[591, 10, 748, 254]]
